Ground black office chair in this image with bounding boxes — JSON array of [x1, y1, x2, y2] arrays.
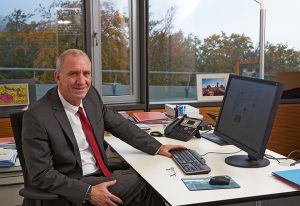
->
[[10, 111, 60, 206]]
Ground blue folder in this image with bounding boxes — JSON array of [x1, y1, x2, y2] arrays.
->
[[272, 169, 300, 186]]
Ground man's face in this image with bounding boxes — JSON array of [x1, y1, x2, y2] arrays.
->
[[54, 54, 91, 106]]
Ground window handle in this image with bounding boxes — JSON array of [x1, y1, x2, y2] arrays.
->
[[93, 32, 98, 46]]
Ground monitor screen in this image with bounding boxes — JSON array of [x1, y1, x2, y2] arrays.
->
[[214, 74, 283, 168]]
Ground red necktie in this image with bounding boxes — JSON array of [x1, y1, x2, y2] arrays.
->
[[77, 107, 112, 177]]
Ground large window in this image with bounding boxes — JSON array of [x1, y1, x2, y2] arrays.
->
[[148, 0, 259, 103], [0, 0, 84, 99], [148, 0, 300, 104], [1, 0, 299, 108]]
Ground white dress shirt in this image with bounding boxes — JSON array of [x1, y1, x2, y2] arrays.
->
[[58, 90, 98, 176]]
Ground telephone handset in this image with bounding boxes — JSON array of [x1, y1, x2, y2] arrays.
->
[[164, 115, 202, 141]]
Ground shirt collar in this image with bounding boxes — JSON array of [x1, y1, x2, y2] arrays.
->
[[58, 89, 83, 115]]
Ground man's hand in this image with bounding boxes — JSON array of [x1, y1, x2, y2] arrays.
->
[[158, 145, 187, 157], [89, 180, 123, 206]]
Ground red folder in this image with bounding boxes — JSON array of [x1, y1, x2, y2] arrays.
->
[[133, 112, 167, 123], [0, 137, 15, 143]]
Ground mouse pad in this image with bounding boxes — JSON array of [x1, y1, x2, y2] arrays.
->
[[181, 175, 240, 191]]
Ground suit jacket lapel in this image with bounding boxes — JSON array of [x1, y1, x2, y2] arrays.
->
[[50, 88, 82, 168]]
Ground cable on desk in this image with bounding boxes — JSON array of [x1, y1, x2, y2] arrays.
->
[[290, 160, 300, 166], [264, 154, 281, 164], [264, 150, 300, 165], [200, 149, 242, 157], [286, 150, 300, 159]]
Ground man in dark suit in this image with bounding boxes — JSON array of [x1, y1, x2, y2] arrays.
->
[[22, 49, 185, 206]]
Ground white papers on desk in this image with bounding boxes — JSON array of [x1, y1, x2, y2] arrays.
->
[[135, 123, 151, 130], [0, 149, 17, 167], [165, 104, 203, 119], [0, 143, 16, 150]]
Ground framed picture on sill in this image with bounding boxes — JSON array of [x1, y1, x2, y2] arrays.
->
[[236, 61, 259, 78], [0, 79, 36, 117], [0, 83, 29, 107], [196, 73, 229, 102]]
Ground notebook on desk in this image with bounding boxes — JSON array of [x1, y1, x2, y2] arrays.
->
[[132, 112, 168, 123]]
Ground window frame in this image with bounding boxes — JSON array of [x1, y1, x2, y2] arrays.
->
[[87, 0, 141, 105]]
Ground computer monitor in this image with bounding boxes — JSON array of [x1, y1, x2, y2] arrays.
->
[[214, 74, 283, 168]]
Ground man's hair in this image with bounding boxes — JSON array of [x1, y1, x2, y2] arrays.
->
[[55, 49, 91, 72]]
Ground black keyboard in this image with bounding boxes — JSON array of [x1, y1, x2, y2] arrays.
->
[[170, 149, 211, 175]]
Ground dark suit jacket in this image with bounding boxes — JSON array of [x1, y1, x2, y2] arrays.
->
[[22, 86, 162, 205]]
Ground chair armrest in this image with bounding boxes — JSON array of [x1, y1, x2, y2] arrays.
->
[[19, 187, 59, 200], [108, 157, 130, 171]]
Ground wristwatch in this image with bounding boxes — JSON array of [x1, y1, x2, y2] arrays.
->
[[83, 185, 92, 203]]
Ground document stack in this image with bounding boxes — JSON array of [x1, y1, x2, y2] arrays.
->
[[165, 104, 203, 119], [0, 137, 16, 150], [0, 148, 17, 167], [132, 112, 168, 124], [0, 137, 17, 167]]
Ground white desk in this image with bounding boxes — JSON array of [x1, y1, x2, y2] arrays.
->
[[105, 134, 300, 206]]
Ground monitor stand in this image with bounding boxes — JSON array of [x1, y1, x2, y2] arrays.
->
[[225, 155, 270, 168], [201, 133, 231, 146]]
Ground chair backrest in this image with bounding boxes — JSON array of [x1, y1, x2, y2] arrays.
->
[[10, 111, 63, 205], [10, 111, 30, 185]]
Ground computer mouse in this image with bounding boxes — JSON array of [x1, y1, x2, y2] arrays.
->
[[150, 131, 163, 137], [209, 176, 230, 185]]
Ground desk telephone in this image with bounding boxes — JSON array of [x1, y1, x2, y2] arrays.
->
[[164, 115, 202, 141]]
